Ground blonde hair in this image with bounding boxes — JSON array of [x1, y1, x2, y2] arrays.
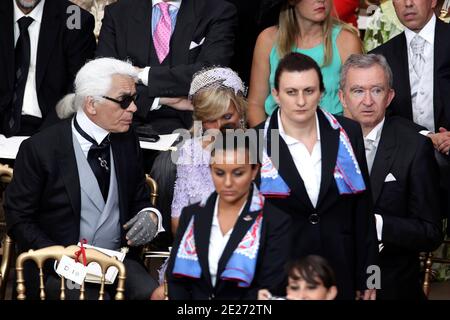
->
[[192, 87, 247, 125], [277, 0, 359, 66]]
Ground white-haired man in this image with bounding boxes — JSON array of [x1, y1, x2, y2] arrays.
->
[[5, 57, 164, 300]]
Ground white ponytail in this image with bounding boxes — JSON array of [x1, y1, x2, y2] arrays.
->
[[55, 93, 77, 119]]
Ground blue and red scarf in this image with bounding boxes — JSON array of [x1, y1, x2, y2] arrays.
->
[[260, 109, 366, 197], [172, 186, 264, 288]]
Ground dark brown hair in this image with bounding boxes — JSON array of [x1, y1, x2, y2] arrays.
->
[[274, 52, 325, 93], [288, 255, 336, 289]]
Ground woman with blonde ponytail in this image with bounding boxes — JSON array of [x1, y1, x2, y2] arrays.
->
[[247, 0, 362, 127]]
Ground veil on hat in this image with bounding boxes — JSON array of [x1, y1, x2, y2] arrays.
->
[[188, 67, 247, 100]]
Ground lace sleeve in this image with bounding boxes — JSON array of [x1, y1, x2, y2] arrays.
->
[[171, 165, 192, 218], [171, 139, 214, 218], [171, 139, 196, 218]]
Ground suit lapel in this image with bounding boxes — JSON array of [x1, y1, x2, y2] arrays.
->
[[433, 19, 446, 129], [193, 193, 215, 290], [169, 0, 196, 65], [56, 119, 81, 221], [110, 134, 127, 224], [316, 110, 339, 210], [36, 0, 59, 91], [75, 143, 105, 213], [216, 189, 260, 291], [369, 119, 397, 203], [0, 0, 15, 92], [395, 33, 413, 120], [127, 0, 152, 65], [267, 111, 314, 211]]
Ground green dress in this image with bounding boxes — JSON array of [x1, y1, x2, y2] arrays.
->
[[265, 25, 343, 116]]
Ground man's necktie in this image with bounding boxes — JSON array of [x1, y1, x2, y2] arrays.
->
[[74, 116, 111, 202], [153, 2, 172, 63], [410, 35, 426, 76], [5, 16, 34, 137], [364, 139, 376, 174]]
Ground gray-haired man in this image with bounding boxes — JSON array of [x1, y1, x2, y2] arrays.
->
[[339, 53, 442, 300]]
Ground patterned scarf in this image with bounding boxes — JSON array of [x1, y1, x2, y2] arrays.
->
[[260, 108, 365, 196], [172, 185, 264, 288]]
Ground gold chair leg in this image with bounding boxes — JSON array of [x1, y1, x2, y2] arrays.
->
[[0, 235, 14, 300], [423, 252, 433, 298]]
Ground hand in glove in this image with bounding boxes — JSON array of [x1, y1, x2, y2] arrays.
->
[[123, 210, 158, 246]]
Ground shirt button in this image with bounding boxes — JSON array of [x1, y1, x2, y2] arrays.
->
[[420, 91, 425, 95], [309, 213, 320, 225]]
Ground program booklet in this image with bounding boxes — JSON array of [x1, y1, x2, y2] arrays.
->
[[77, 243, 127, 285]]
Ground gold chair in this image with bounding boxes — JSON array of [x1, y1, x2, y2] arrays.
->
[[0, 163, 13, 230], [142, 174, 164, 266], [0, 163, 14, 300], [423, 239, 450, 298], [15, 245, 126, 300], [143, 174, 170, 299], [0, 235, 14, 300], [144, 250, 170, 299], [145, 174, 158, 207]]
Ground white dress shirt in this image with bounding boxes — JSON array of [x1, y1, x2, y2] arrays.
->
[[278, 111, 322, 208], [138, 0, 182, 111], [363, 118, 385, 250], [404, 14, 436, 133], [13, 0, 45, 118], [208, 196, 246, 287], [71, 110, 164, 234]]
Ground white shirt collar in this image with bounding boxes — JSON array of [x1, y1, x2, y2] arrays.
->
[[14, 0, 45, 24], [404, 14, 436, 46], [277, 110, 321, 146], [152, 0, 181, 9], [76, 109, 110, 145], [212, 196, 246, 230], [364, 117, 385, 143]]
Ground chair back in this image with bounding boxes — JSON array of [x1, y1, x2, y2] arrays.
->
[[0, 163, 14, 300], [145, 174, 158, 207], [422, 239, 450, 298], [15, 245, 126, 300]]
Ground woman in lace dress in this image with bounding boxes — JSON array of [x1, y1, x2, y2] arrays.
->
[[170, 67, 247, 235]]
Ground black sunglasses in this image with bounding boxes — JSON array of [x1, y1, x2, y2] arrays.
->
[[102, 93, 138, 109]]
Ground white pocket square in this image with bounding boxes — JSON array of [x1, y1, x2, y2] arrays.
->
[[189, 37, 205, 50], [384, 173, 396, 182]]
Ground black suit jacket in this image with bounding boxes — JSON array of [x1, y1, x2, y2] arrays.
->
[[0, 0, 96, 134], [253, 110, 379, 300], [370, 117, 443, 300], [370, 18, 450, 131], [5, 119, 152, 253], [96, 0, 237, 133], [371, 18, 450, 234], [166, 189, 291, 300]]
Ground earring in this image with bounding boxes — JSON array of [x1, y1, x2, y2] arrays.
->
[[239, 118, 246, 130]]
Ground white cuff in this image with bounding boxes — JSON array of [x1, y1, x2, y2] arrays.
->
[[374, 214, 383, 241], [150, 97, 162, 111], [138, 67, 150, 86], [139, 207, 165, 234], [420, 130, 431, 136]]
